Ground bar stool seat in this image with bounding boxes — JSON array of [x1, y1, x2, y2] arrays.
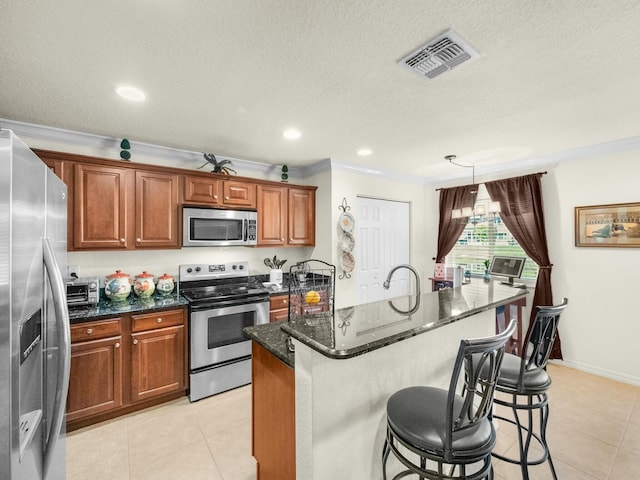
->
[[491, 298, 568, 480], [382, 320, 516, 480]]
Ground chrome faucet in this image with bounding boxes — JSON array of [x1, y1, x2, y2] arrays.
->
[[383, 264, 421, 297]]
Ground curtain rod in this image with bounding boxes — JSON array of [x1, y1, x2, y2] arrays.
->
[[434, 170, 547, 191]]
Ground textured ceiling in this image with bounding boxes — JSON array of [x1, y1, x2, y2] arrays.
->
[[2, 0, 640, 179]]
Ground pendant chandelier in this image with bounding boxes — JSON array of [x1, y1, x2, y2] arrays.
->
[[446, 155, 501, 221]]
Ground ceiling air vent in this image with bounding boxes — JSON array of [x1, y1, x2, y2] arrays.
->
[[400, 29, 479, 80]]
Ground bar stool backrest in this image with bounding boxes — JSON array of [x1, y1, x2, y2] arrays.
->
[[445, 319, 516, 449], [519, 298, 569, 387]]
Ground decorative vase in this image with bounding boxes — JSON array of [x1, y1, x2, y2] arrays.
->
[[156, 273, 175, 296], [105, 270, 131, 301], [133, 271, 155, 297], [483, 269, 490, 283]]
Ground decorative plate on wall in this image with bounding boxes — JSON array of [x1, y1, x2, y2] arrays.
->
[[340, 251, 355, 273], [339, 231, 355, 252], [338, 212, 355, 233]]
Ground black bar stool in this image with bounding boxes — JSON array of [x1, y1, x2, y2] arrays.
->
[[491, 298, 568, 480], [382, 320, 517, 480]]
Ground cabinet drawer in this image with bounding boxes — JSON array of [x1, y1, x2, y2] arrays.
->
[[131, 309, 184, 332], [71, 319, 121, 342], [270, 295, 290, 310]]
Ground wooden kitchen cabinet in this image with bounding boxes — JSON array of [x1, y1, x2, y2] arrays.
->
[[73, 163, 132, 249], [252, 342, 295, 480], [183, 175, 257, 208], [135, 170, 180, 248], [73, 164, 179, 250], [130, 310, 186, 402], [67, 319, 123, 422], [269, 294, 291, 322], [257, 185, 316, 246], [66, 307, 188, 431]]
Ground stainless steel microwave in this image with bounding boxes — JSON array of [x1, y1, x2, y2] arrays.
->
[[183, 207, 258, 246]]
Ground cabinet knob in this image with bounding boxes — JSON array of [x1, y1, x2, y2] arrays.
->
[[157, 318, 162, 323], [213, 195, 218, 200], [86, 328, 93, 334], [136, 238, 141, 243], [284, 300, 288, 304], [225, 196, 230, 200], [133, 339, 139, 345], [115, 342, 120, 348], [120, 238, 125, 243]]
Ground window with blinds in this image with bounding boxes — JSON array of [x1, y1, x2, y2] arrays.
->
[[445, 184, 539, 281]]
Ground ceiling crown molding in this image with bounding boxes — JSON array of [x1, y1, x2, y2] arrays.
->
[[0, 118, 303, 179]]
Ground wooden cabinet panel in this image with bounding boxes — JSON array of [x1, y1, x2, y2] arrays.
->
[[287, 188, 315, 246], [70, 319, 121, 342], [67, 336, 123, 422], [183, 175, 220, 205], [135, 171, 180, 248], [257, 186, 315, 247], [269, 294, 290, 322], [131, 309, 185, 332], [223, 180, 256, 208], [252, 342, 295, 480], [73, 163, 132, 249], [131, 325, 185, 402], [67, 307, 188, 430], [257, 185, 287, 245]]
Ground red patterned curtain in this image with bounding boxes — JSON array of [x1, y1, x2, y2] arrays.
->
[[484, 173, 562, 359]]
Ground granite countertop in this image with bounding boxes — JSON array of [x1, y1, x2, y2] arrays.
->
[[246, 282, 528, 364], [68, 290, 189, 324], [244, 320, 295, 368]]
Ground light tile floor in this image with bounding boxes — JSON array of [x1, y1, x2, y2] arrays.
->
[[67, 363, 640, 479]]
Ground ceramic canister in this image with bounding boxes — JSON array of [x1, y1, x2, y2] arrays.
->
[[104, 270, 132, 301], [133, 271, 155, 297], [156, 273, 175, 296], [269, 269, 283, 284]]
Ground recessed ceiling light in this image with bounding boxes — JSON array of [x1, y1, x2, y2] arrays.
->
[[283, 128, 301, 140], [116, 86, 146, 102], [357, 148, 372, 156]]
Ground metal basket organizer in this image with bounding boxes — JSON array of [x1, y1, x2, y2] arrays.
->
[[287, 259, 336, 324]]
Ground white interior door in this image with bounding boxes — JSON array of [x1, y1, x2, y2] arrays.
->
[[356, 197, 410, 304]]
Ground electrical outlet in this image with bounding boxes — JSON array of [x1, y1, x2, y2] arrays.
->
[[68, 265, 79, 278]]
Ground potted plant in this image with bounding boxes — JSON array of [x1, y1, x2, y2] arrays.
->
[[483, 259, 491, 282]]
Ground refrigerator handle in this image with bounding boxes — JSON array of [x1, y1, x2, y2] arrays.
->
[[42, 237, 71, 479]]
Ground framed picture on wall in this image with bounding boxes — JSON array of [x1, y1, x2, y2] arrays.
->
[[575, 202, 640, 247]]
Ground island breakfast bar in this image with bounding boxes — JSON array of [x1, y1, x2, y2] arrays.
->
[[244, 282, 529, 480]]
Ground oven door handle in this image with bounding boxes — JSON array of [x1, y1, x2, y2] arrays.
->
[[189, 295, 269, 312]]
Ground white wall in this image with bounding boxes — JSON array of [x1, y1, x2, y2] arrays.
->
[[328, 163, 427, 308], [548, 150, 640, 385]]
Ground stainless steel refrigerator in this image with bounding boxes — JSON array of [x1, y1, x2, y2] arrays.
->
[[0, 129, 70, 480]]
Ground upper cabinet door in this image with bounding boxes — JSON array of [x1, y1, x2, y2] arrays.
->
[[183, 175, 221, 205], [223, 181, 257, 208], [257, 185, 287, 246], [73, 164, 132, 249], [135, 171, 180, 248], [287, 188, 315, 246]]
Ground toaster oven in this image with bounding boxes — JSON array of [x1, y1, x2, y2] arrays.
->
[[66, 276, 100, 306]]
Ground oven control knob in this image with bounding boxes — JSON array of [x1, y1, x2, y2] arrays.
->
[[195, 267, 201, 272], [186, 268, 192, 273], [232, 265, 237, 270], [239, 265, 244, 270]]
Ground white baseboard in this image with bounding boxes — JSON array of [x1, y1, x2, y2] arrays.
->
[[550, 359, 640, 387]]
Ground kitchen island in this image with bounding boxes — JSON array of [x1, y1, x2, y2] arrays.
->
[[244, 282, 528, 480]]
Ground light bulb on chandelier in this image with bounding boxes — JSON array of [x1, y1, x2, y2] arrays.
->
[[446, 155, 500, 222]]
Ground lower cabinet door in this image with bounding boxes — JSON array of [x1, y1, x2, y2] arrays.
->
[[67, 336, 123, 421], [130, 325, 185, 402]]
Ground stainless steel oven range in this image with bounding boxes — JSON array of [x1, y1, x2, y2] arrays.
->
[[179, 262, 269, 402]]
